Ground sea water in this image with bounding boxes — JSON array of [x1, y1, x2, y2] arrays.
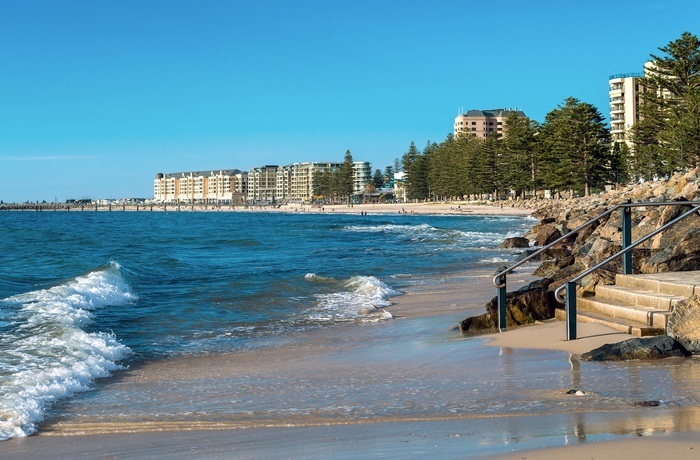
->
[[0, 210, 533, 439]]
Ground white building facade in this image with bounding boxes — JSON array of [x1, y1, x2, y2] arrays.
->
[[609, 72, 644, 149]]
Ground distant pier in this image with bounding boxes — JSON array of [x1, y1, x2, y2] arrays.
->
[[0, 204, 259, 212]]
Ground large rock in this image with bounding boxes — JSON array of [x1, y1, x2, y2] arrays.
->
[[513, 249, 540, 263], [459, 278, 556, 333], [499, 237, 530, 249], [650, 200, 700, 249], [667, 295, 700, 354], [640, 228, 700, 273], [533, 256, 574, 278], [581, 336, 689, 361], [576, 268, 616, 297], [529, 223, 562, 247]]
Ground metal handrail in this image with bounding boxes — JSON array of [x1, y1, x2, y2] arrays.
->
[[492, 199, 700, 339], [554, 202, 700, 303], [492, 204, 621, 288]]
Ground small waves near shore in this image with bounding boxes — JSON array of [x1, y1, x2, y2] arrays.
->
[[0, 210, 533, 440], [0, 263, 133, 439]]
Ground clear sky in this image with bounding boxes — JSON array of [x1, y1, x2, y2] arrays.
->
[[1, 0, 698, 203]]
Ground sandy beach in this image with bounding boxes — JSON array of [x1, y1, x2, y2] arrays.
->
[[6, 200, 535, 217], [249, 201, 535, 217], [2, 205, 699, 459]]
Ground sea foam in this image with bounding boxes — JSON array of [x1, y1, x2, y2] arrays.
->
[[305, 275, 399, 322], [0, 262, 134, 440], [343, 223, 522, 248]]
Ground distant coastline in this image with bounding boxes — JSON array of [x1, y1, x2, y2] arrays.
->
[[0, 201, 534, 216]]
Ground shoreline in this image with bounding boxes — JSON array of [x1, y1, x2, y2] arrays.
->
[[3, 209, 699, 458], [0, 201, 534, 216], [4, 267, 698, 458]]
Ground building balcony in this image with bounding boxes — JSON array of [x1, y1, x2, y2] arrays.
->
[[608, 72, 644, 80]]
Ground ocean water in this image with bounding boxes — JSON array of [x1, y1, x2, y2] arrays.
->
[[0, 210, 534, 440]]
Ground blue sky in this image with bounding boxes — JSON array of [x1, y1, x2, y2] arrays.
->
[[1, 0, 697, 202]]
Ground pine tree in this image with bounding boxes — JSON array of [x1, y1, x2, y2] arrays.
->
[[636, 32, 700, 173], [340, 150, 354, 200], [373, 169, 384, 188], [502, 113, 540, 198], [539, 97, 611, 196]]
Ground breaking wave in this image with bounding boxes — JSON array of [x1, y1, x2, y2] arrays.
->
[[0, 262, 134, 440]]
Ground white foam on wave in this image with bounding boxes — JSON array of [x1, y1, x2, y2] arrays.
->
[[478, 257, 510, 264], [343, 223, 525, 249], [306, 275, 399, 323], [342, 222, 436, 237], [0, 261, 135, 440]]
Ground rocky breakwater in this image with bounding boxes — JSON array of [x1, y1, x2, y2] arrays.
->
[[460, 168, 700, 359]]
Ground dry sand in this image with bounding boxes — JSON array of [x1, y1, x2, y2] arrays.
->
[[141, 201, 535, 217]]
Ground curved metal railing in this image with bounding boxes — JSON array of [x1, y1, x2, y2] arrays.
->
[[492, 204, 621, 289], [493, 199, 700, 339]]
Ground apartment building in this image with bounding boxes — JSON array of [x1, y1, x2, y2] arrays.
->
[[609, 72, 644, 149], [246, 161, 373, 203], [352, 161, 372, 196], [156, 160, 372, 205], [247, 166, 278, 203], [153, 170, 247, 204], [153, 173, 177, 203], [453, 108, 527, 139], [275, 166, 291, 202], [288, 162, 342, 202]]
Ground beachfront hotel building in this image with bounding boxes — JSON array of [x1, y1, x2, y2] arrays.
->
[[608, 61, 674, 153], [247, 165, 279, 204], [453, 108, 527, 139], [153, 169, 247, 204], [609, 72, 644, 149], [247, 161, 372, 203], [288, 162, 342, 202], [156, 160, 372, 205], [352, 161, 372, 195]]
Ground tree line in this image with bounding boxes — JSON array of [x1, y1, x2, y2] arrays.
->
[[397, 32, 699, 201], [311, 150, 355, 203]]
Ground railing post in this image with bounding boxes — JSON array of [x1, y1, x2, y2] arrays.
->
[[498, 275, 507, 332], [566, 281, 577, 340], [622, 204, 632, 275]]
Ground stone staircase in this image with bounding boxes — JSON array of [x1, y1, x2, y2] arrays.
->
[[554, 271, 700, 337]]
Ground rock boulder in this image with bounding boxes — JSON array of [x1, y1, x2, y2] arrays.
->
[[667, 295, 700, 354], [640, 228, 700, 273], [459, 278, 556, 333], [581, 336, 689, 361], [499, 237, 530, 249]]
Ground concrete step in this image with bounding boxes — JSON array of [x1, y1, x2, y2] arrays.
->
[[615, 272, 700, 296], [555, 271, 700, 338], [555, 308, 665, 337], [577, 296, 672, 328], [594, 284, 685, 310]]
